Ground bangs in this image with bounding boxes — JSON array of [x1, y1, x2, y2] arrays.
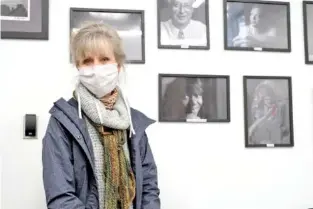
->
[[74, 32, 114, 64], [187, 79, 204, 96]]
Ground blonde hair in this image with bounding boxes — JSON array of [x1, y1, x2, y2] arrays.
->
[[70, 22, 126, 67]]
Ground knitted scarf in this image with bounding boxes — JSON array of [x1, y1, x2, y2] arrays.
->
[[74, 83, 136, 209]]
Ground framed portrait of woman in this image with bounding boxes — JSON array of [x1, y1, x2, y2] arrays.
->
[[243, 76, 294, 148], [158, 73, 230, 123], [224, 0, 291, 52]]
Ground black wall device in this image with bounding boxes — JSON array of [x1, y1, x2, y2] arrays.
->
[[24, 114, 37, 139]]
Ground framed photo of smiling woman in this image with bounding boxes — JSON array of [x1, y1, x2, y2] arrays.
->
[[157, 0, 210, 50], [159, 74, 230, 123]]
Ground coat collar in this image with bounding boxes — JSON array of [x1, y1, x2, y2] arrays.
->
[[49, 97, 156, 143], [48, 97, 155, 177]]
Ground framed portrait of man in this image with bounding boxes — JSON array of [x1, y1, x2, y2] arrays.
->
[[224, 0, 291, 52], [243, 76, 294, 148], [70, 8, 145, 64], [1, 0, 49, 40], [303, 1, 313, 64], [157, 0, 210, 50], [159, 74, 230, 123]]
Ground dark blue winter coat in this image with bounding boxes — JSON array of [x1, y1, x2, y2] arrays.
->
[[42, 97, 160, 209]]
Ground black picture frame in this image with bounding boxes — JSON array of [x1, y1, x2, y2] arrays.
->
[[1, 0, 49, 40], [224, 0, 291, 53], [243, 76, 294, 148], [157, 0, 210, 50], [159, 73, 230, 123], [70, 7, 145, 64], [303, 1, 313, 64]]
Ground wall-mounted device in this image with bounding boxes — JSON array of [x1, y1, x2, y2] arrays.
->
[[23, 114, 37, 139]]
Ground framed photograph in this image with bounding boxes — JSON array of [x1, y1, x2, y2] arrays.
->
[[224, 0, 291, 52], [70, 8, 145, 64], [159, 74, 230, 122], [303, 1, 313, 64], [157, 0, 210, 50], [243, 76, 294, 148], [1, 0, 49, 40]]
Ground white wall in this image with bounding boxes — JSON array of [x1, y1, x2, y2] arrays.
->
[[1, 0, 313, 208]]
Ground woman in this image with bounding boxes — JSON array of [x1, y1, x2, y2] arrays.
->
[[185, 78, 205, 120], [248, 81, 290, 145], [42, 22, 160, 209], [161, 77, 207, 121]]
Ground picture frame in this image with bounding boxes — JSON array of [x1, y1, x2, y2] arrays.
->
[[1, 0, 49, 40], [303, 1, 313, 64], [70, 7, 145, 64], [243, 76, 294, 148], [224, 0, 291, 52], [157, 0, 210, 50], [159, 73, 230, 123]]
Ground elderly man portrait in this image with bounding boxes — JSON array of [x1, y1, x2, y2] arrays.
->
[[159, 0, 208, 46]]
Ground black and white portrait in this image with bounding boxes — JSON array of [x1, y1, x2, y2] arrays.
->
[[157, 0, 209, 49], [0, 0, 30, 21], [225, 0, 291, 52], [70, 8, 145, 64], [159, 74, 230, 122], [303, 1, 313, 64], [244, 76, 294, 147]]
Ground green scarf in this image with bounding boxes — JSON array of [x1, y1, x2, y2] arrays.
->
[[99, 129, 136, 209], [73, 83, 136, 209]]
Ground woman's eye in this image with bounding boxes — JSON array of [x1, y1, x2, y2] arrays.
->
[[101, 57, 109, 62], [83, 58, 93, 65]]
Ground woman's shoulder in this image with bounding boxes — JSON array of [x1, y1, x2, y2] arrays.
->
[[48, 97, 156, 137], [130, 108, 156, 134], [130, 107, 152, 119], [45, 97, 81, 132]]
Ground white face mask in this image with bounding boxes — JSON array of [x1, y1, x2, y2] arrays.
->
[[78, 63, 119, 98]]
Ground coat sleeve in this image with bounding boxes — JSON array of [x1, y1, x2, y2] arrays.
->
[[42, 117, 86, 209], [140, 132, 161, 209]]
